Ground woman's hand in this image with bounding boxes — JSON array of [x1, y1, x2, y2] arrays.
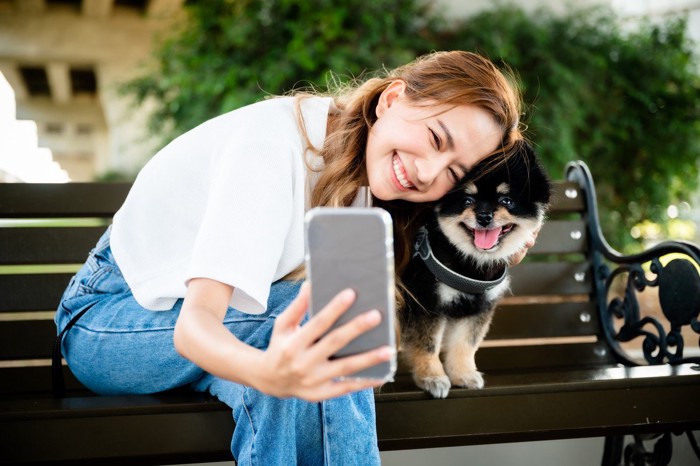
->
[[257, 282, 393, 402], [509, 226, 540, 266]]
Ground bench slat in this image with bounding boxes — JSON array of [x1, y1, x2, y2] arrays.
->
[[508, 261, 592, 295], [0, 273, 73, 313], [0, 300, 601, 362], [376, 365, 700, 450], [0, 183, 130, 218], [0, 227, 104, 265], [548, 182, 585, 213], [489, 301, 598, 340], [0, 320, 56, 360], [0, 182, 582, 218], [529, 220, 588, 254], [0, 366, 85, 396], [478, 342, 616, 371]]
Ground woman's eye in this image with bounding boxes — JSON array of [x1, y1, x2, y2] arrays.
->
[[430, 129, 441, 149], [448, 168, 459, 182]]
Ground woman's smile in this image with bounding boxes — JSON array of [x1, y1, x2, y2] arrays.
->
[[392, 154, 415, 190]]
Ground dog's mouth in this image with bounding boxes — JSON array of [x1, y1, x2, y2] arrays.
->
[[463, 224, 515, 250]]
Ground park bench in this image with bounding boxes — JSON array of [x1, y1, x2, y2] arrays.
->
[[1, 160, 699, 465]]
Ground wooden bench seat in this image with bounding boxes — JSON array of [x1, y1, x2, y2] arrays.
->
[[1, 160, 698, 465]]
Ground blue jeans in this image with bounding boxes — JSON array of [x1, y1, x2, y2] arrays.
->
[[55, 227, 380, 465]]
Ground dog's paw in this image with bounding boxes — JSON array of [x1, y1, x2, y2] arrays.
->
[[415, 375, 451, 398], [450, 370, 485, 390]]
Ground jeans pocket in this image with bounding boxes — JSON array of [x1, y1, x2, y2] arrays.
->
[[78, 263, 129, 296]]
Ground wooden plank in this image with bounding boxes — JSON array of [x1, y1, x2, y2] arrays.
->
[[0, 226, 105, 265], [528, 220, 588, 255], [0, 320, 56, 360], [0, 411, 234, 464], [0, 273, 73, 312], [548, 182, 584, 213], [376, 366, 700, 450], [0, 365, 85, 396], [488, 301, 599, 340], [0, 182, 578, 218], [0, 183, 130, 218], [476, 342, 616, 371], [508, 261, 592, 296]]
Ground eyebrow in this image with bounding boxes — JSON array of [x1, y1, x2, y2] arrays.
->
[[438, 119, 455, 152]]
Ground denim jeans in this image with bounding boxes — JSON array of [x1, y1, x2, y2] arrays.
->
[[55, 227, 380, 465]]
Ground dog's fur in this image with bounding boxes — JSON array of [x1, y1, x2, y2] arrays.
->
[[400, 142, 551, 398]]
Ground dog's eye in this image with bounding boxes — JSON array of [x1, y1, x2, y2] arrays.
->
[[499, 197, 514, 207], [464, 196, 475, 207]]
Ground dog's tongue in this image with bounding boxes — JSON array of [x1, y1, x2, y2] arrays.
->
[[474, 227, 502, 250]]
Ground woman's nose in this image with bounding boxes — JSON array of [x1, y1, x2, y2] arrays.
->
[[415, 157, 448, 187]]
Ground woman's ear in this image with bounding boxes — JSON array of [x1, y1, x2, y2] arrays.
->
[[376, 80, 406, 117]]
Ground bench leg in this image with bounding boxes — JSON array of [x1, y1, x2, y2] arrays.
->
[[604, 433, 678, 466], [602, 435, 624, 466]]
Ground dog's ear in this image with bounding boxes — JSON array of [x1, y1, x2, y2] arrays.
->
[[507, 140, 552, 205]]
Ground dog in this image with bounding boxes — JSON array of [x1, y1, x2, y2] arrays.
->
[[400, 141, 551, 398]]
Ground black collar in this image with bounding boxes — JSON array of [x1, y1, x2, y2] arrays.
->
[[413, 226, 507, 294]]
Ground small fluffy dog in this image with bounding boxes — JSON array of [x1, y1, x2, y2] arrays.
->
[[400, 142, 551, 398]]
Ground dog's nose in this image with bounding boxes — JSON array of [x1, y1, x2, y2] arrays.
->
[[477, 212, 493, 227]]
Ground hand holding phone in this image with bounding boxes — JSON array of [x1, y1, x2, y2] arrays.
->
[[304, 207, 397, 382]]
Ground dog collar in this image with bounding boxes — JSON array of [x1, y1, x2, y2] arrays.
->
[[413, 226, 508, 294]]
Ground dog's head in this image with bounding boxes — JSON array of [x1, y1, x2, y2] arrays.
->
[[435, 141, 551, 266]]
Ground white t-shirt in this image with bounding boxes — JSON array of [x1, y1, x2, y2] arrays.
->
[[110, 96, 332, 314]]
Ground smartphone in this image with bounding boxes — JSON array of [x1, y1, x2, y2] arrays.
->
[[304, 207, 397, 382]]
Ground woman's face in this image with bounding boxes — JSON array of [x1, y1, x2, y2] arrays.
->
[[365, 80, 503, 203]]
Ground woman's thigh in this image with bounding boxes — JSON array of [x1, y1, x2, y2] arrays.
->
[[56, 237, 303, 395]]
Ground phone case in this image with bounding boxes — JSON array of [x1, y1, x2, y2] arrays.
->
[[304, 207, 396, 382]]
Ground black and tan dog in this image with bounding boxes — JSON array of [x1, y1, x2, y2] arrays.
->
[[400, 141, 551, 398]]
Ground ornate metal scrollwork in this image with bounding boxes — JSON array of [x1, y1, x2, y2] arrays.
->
[[566, 161, 700, 466], [601, 257, 700, 366], [566, 161, 700, 367]]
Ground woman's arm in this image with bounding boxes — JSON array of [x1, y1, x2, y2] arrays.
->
[[174, 278, 393, 401]]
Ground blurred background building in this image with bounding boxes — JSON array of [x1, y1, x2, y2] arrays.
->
[[0, 0, 184, 182], [0, 0, 698, 182]]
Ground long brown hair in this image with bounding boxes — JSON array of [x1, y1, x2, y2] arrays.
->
[[290, 51, 524, 303]]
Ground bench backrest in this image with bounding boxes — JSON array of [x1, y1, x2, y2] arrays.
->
[[0, 184, 130, 395], [0, 175, 614, 397]]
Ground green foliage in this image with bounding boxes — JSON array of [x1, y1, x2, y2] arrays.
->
[[121, 1, 700, 251], [121, 0, 438, 141], [440, 5, 700, 249]]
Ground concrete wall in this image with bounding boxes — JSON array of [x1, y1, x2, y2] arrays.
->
[[0, 0, 183, 180]]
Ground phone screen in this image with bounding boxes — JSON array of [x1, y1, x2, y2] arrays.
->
[[304, 207, 396, 381]]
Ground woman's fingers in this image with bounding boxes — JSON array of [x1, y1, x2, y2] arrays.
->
[[294, 287, 358, 347], [306, 308, 382, 362], [510, 227, 541, 266]]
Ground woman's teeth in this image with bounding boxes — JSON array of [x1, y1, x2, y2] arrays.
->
[[393, 158, 414, 189]]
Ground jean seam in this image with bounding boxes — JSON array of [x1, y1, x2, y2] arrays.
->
[[241, 386, 257, 466], [321, 399, 330, 466], [70, 324, 177, 335]]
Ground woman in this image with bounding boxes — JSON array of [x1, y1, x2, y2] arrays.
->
[[55, 50, 527, 465]]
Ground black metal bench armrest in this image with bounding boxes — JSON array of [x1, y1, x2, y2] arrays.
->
[[566, 161, 700, 366]]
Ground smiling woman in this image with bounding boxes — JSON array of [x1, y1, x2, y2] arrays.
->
[[54, 50, 525, 465]]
